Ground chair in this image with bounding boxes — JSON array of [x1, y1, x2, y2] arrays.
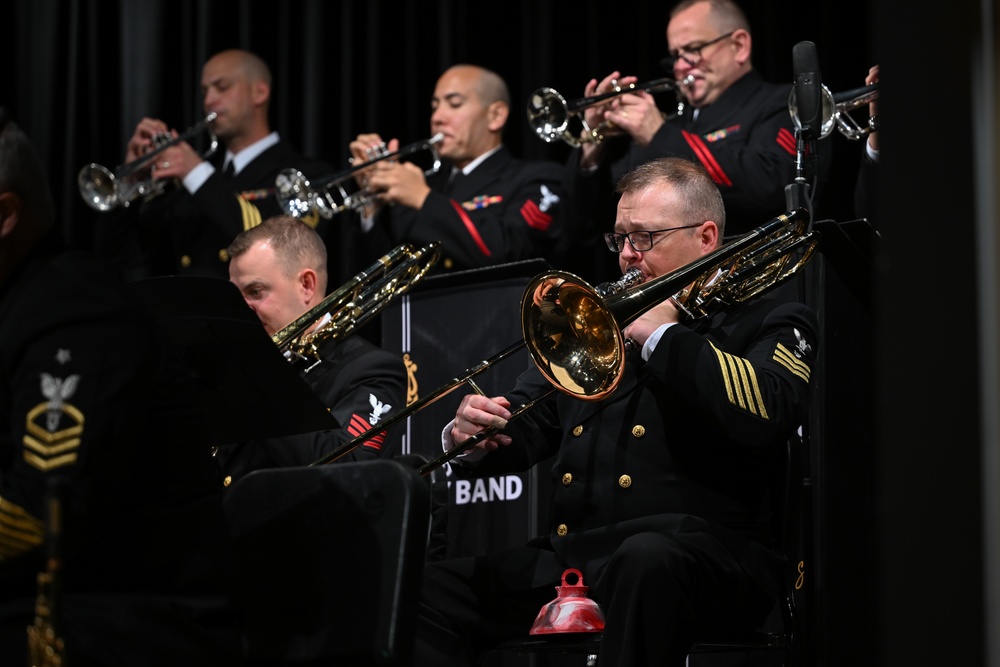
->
[[222, 459, 431, 667], [484, 433, 812, 667]]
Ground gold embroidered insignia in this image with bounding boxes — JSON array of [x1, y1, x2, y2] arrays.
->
[[404, 353, 419, 406]]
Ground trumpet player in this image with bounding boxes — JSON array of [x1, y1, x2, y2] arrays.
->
[[348, 64, 566, 273], [565, 0, 819, 283], [95, 49, 331, 281]]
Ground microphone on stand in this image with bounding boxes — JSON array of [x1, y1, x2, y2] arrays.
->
[[785, 41, 822, 222]]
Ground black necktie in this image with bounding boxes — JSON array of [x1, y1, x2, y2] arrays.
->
[[443, 168, 461, 196], [223, 160, 236, 178]]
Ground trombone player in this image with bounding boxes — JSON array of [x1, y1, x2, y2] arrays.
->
[[94, 49, 331, 281], [218, 215, 407, 484], [348, 64, 566, 273], [410, 157, 818, 667]]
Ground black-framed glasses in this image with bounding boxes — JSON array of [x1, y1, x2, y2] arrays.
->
[[604, 224, 702, 253], [664, 30, 736, 68]]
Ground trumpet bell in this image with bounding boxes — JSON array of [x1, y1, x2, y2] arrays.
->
[[77, 163, 120, 211], [527, 87, 572, 144], [521, 271, 625, 401], [788, 84, 837, 139]]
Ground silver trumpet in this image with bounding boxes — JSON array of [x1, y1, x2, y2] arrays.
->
[[527, 75, 694, 147], [77, 112, 219, 211], [276, 133, 444, 220], [788, 83, 879, 140]]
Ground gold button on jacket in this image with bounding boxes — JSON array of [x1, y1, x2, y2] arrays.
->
[[218, 248, 230, 262], [618, 474, 632, 488], [561, 472, 573, 486], [631, 424, 646, 438], [180, 255, 193, 268], [571, 425, 583, 437], [223, 475, 232, 487], [556, 524, 569, 536]]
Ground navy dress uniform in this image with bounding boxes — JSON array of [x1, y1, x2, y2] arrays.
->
[[411, 292, 818, 666], [365, 146, 566, 273]]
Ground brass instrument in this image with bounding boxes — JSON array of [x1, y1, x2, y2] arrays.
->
[[788, 83, 879, 141], [77, 112, 219, 211], [276, 133, 445, 220], [309, 208, 818, 472], [273, 241, 441, 366], [527, 76, 694, 147]]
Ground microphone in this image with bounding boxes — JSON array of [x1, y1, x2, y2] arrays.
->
[[792, 41, 822, 140]]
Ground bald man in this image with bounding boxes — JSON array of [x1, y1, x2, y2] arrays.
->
[[348, 64, 566, 273], [96, 49, 332, 281]]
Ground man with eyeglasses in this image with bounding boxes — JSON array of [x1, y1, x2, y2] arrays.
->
[[565, 0, 813, 285], [410, 157, 818, 666]]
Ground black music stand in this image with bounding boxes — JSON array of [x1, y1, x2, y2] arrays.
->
[[127, 276, 336, 446], [223, 460, 431, 666]]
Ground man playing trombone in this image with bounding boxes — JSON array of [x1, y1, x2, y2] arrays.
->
[[94, 49, 331, 281], [411, 157, 818, 666], [217, 215, 407, 485], [348, 64, 566, 273]]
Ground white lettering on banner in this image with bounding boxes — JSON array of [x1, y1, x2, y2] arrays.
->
[[452, 475, 524, 504]]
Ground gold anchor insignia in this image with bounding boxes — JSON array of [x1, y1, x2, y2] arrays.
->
[[404, 353, 419, 406]]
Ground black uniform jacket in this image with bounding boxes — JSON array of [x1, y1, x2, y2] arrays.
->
[[462, 294, 818, 594], [214, 334, 407, 486], [374, 146, 566, 272], [0, 235, 238, 665], [96, 137, 331, 280]]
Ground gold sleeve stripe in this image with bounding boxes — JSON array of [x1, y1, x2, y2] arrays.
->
[[711, 343, 770, 420], [238, 194, 263, 231], [774, 343, 811, 383], [0, 497, 44, 560]]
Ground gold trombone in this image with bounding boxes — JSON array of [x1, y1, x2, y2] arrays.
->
[[527, 76, 694, 147], [276, 134, 445, 220], [788, 83, 879, 140], [77, 112, 219, 211], [273, 241, 441, 367], [309, 208, 818, 473]]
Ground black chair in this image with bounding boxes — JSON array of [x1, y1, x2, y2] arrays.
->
[[484, 433, 811, 667], [222, 459, 431, 667]]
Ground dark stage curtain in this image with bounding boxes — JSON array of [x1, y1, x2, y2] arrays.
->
[[6, 0, 871, 267]]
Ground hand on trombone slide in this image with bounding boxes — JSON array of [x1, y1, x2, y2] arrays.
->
[[450, 394, 514, 455], [349, 133, 433, 211]]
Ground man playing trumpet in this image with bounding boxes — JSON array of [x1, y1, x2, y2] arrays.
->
[[348, 64, 566, 274], [95, 49, 331, 281]]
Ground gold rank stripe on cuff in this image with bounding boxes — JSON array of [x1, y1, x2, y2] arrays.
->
[[237, 194, 263, 231], [0, 496, 44, 560], [710, 342, 770, 420], [773, 343, 812, 383]]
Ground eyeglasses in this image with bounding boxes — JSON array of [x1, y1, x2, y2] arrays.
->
[[604, 224, 702, 253], [665, 30, 736, 68]]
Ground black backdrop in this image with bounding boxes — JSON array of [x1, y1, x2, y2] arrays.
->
[[12, 2, 999, 667], [5, 0, 872, 278]]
